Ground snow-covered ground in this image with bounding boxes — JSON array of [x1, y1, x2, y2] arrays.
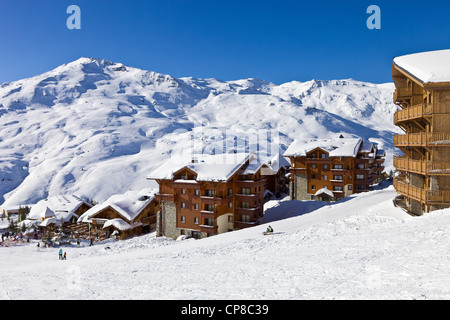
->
[[1, 184, 449, 300]]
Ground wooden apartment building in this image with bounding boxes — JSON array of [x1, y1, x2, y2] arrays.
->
[[284, 136, 385, 201], [147, 153, 266, 240], [392, 49, 450, 215]]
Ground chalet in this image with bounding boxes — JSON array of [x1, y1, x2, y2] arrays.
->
[[284, 136, 385, 201], [26, 195, 92, 227], [392, 49, 450, 215], [77, 188, 158, 240], [1, 204, 34, 218], [260, 153, 290, 197], [147, 153, 266, 240]]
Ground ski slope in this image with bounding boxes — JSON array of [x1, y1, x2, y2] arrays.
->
[[1, 184, 449, 300]]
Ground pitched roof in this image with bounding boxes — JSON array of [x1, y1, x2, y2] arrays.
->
[[28, 195, 90, 222], [393, 49, 450, 84], [284, 137, 363, 158], [147, 153, 253, 182], [78, 188, 157, 223]]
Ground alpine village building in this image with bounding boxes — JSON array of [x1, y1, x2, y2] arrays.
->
[[392, 49, 450, 215], [147, 153, 267, 240], [284, 136, 385, 201]]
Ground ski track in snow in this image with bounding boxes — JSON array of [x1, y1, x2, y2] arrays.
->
[[1, 186, 450, 300]]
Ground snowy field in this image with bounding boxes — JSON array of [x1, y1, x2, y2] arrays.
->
[[1, 184, 449, 300]]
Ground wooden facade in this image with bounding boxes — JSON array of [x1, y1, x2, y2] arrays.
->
[[150, 157, 265, 240], [392, 54, 450, 215], [286, 140, 384, 201]]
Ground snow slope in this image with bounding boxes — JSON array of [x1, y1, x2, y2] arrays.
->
[[0, 57, 400, 207], [0, 184, 449, 300]]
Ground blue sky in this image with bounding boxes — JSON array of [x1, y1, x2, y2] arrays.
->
[[0, 0, 449, 84]]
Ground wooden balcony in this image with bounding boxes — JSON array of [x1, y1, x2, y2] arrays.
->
[[394, 156, 450, 175], [394, 103, 432, 124], [200, 224, 218, 234], [394, 178, 450, 205], [200, 196, 224, 205], [235, 179, 266, 188], [394, 133, 450, 147]]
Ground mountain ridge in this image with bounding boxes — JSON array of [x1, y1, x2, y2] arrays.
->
[[0, 57, 400, 206]]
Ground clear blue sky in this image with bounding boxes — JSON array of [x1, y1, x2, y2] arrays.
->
[[0, 0, 449, 84]]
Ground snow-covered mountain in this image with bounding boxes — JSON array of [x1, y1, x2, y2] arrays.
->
[[0, 57, 400, 206]]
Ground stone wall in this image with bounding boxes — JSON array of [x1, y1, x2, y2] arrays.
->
[[158, 201, 180, 240], [291, 173, 309, 201]]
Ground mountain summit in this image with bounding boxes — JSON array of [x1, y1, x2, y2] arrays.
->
[[0, 58, 399, 206]]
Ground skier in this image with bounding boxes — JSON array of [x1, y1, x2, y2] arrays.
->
[[267, 225, 273, 233], [63, 252, 67, 260], [59, 249, 63, 260]]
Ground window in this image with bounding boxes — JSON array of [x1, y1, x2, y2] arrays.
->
[[182, 188, 186, 194], [228, 188, 233, 196], [357, 164, 365, 169], [356, 174, 365, 180], [206, 204, 214, 212], [333, 164, 343, 169], [207, 190, 215, 197], [194, 203, 199, 210], [311, 153, 316, 158], [228, 215, 233, 223], [194, 189, 199, 196], [180, 175, 186, 180], [228, 202, 233, 209], [241, 201, 250, 208], [324, 164, 328, 170], [311, 185, 316, 190], [181, 202, 186, 208], [242, 215, 251, 222], [311, 174, 316, 179], [333, 186, 343, 191], [348, 185, 353, 190], [321, 153, 329, 159], [333, 175, 343, 181], [194, 217, 199, 224], [181, 216, 186, 223], [241, 187, 251, 195], [311, 164, 316, 169], [323, 175, 328, 181]]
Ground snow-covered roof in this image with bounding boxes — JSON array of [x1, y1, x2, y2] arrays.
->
[[284, 137, 363, 158], [359, 140, 375, 153], [239, 161, 264, 175], [40, 217, 58, 227], [393, 49, 450, 84], [314, 188, 335, 198], [147, 153, 253, 182], [41, 207, 56, 219], [78, 188, 157, 223], [103, 218, 132, 231], [267, 153, 290, 171], [28, 195, 90, 223]]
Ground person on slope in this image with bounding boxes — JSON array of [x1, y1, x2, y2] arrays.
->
[[266, 225, 273, 233]]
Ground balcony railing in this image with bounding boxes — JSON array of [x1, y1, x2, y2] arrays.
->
[[394, 178, 450, 204], [394, 133, 450, 147], [394, 156, 450, 175], [394, 103, 432, 124]]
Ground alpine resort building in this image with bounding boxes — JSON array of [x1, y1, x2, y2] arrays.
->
[[392, 49, 450, 215]]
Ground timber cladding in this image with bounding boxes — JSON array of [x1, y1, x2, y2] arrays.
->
[[392, 51, 450, 215]]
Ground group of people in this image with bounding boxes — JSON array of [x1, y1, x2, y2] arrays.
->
[[58, 249, 67, 260]]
